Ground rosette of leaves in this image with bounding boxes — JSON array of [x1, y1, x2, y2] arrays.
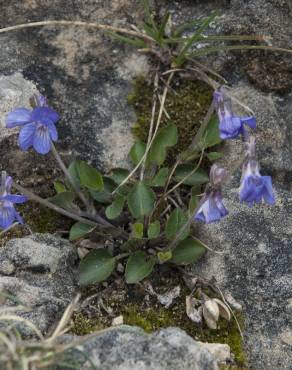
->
[[48, 113, 220, 286]]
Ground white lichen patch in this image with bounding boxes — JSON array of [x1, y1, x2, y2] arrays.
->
[[97, 117, 134, 172], [117, 53, 150, 80], [0, 73, 39, 135]]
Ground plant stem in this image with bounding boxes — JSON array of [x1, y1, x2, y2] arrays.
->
[[188, 100, 215, 153], [140, 73, 158, 182], [51, 144, 90, 208], [13, 182, 98, 227], [51, 144, 114, 229], [168, 195, 206, 251], [0, 20, 155, 43], [165, 149, 204, 197], [112, 71, 175, 194]]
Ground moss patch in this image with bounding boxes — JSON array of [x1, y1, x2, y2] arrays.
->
[[71, 312, 105, 336], [75, 270, 247, 368], [128, 76, 213, 162]]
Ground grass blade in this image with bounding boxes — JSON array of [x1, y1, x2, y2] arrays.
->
[[106, 31, 146, 48]]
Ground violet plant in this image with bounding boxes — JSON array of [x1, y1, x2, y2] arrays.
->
[[0, 2, 279, 287]]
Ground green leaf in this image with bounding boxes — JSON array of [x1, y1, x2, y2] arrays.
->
[[105, 194, 125, 220], [149, 123, 178, 165], [68, 160, 82, 188], [158, 11, 171, 39], [107, 31, 146, 48], [157, 250, 172, 263], [109, 168, 130, 185], [148, 220, 160, 239], [189, 194, 199, 214], [174, 165, 209, 186], [132, 223, 144, 239], [151, 167, 169, 187], [50, 191, 75, 209], [130, 141, 146, 165], [171, 237, 206, 265], [125, 251, 156, 284], [77, 161, 103, 191], [206, 151, 223, 161], [165, 208, 189, 241], [90, 177, 116, 204], [79, 249, 116, 286], [54, 181, 67, 193], [202, 115, 221, 148], [127, 181, 156, 219], [69, 222, 95, 241]]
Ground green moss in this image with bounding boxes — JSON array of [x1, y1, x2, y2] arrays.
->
[[123, 306, 173, 333], [71, 313, 105, 336], [123, 303, 246, 368], [128, 76, 213, 162], [19, 203, 72, 234]]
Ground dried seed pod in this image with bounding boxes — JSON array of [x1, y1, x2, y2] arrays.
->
[[203, 299, 220, 322], [213, 298, 231, 321], [186, 295, 202, 324], [203, 306, 218, 329]]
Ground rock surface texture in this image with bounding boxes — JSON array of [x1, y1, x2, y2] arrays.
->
[[0, 0, 292, 369], [0, 0, 148, 171], [162, 1, 292, 369], [0, 234, 78, 335], [58, 326, 219, 370]]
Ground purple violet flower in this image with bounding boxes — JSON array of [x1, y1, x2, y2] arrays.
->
[[195, 164, 228, 224], [0, 174, 27, 229], [213, 89, 256, 140], [195, 190, 228, 224], [239, 159, 275, 207], [6, 95, 59, 155]]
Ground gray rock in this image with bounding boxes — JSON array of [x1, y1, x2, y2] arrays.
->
[[0, 1, 148, 171], [57, 326, 219, 370], [0, 234, 78, 335], [159, 1, 292, 368], [192, 83, 292, 369]]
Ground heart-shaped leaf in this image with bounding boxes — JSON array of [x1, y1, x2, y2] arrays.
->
[[130, 141, 146, 165], [50, 191, 75, 209], [69, 222, 95, 241], [127, 181, 156, 219], [151, 167, 169, 187], [148, 123, 178, 165], [125, 251, 156, 284], [165, 208, 189, 241], [132, 223, 144, 239], [79, 249, 116, 286], [68, 160, 82, 188], [148, 220, 161, 239], [157, 250, 172, 263], [174, 165, 209, 186], [77, 161, 103, 191], [202, 115, 221, 148], [90, 177, 116, 204], [109, 168, 130, 185], [105, 194, 125, 220], [171, 237, 206, 265]]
